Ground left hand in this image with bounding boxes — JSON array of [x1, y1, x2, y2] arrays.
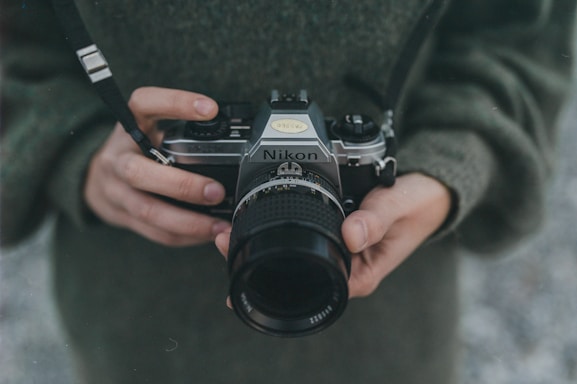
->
[[215, 172, 452, 298], [338, 172, 452, 297]]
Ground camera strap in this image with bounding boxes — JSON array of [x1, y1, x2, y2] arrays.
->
[[345, 0, 447, 139], [50, 0, 173, 165], [51, 0, 446, 172]]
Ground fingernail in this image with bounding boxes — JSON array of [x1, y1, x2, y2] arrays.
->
[[194, 98, 216, 116], [203, 182, 225, 203], [351, 219, 368, 253]]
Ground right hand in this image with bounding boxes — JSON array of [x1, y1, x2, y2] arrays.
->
[[84, 86, 232, 247]]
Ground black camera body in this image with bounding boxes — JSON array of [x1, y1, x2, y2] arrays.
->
[[161, 90, 396, 337]]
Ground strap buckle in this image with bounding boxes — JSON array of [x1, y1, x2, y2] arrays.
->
[[76, 44, 112, 83], [149, 148, 174, 166]]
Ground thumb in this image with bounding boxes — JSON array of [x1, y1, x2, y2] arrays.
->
[[341, 187, 402, 253], [128, 86, 219, 134]]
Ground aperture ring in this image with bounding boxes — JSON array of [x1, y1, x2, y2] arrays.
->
[[233, 177, 345, 220]]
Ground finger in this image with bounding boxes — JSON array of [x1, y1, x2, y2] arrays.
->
[[101, 176, 229, 236], [347, 194, 450, 297], [341, 177, 425, 254], [115, 151, 226, 205], [87, 187, 210, 246], [128, 87, 218, 132], [100, 198, 229, 247], [115, 189, 231, 238], [341, 185, 404, 253], [346, 228, 409, 298], [215, 229, 232, 258], [95, 173, 231, 242], [124, 213, 218, 247]]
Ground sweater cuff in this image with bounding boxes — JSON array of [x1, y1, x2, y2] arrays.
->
[[47, 124, 113, 228], [396, 128, 497, 238]]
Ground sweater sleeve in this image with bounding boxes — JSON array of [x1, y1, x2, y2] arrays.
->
[[397, 0, 576, 253], [0, 1, 114, 246]]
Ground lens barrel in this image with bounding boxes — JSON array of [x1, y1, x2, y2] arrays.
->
[[228, 172, 350, 337]]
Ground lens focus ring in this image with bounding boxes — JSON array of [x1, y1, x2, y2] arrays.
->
[[229, 187, 345, 264]]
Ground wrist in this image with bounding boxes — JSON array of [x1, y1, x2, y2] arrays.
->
[[396, 129, 495, 236]]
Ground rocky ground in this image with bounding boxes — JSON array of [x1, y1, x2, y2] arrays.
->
[[1, 99, 576, 384]]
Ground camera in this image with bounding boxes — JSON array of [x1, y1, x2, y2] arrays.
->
[[161, 90, 396, 337]]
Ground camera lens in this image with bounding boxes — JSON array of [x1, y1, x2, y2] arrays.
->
[[247, 255, 333, 319], [228, 169, 350, 337]]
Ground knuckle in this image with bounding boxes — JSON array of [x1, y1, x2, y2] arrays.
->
[[133, 202, 156, 223], [97, 148, 117, 172], [119, 155, 143, 186], [166, 91, 188, 113], [387, 189, 413, 218], [364, 211, 387, 240], [175, 175, 201, 202], [127, 87, 148, 113]]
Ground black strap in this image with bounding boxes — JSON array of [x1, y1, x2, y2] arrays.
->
[[50, 0, 437, 169], [50, 0, 92, 51], [51, 0, 171, 164], [345, 0, 448, 114], [343, 0, 447, 176], [384, 0, 448, 112]]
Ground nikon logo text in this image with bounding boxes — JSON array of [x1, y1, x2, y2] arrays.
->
[[263, 149, 318, 161], [271, 119, 308, 134]]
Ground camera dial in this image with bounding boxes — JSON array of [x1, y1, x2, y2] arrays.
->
[[184, 112, 229, 140], [333, 114, 380, 143], [160, 90, 397, 337]]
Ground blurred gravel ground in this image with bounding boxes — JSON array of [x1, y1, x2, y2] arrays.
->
[[1, 98, 576, 384], [458, 93, 577, 384]]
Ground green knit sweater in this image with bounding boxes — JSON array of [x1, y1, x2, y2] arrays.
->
[[1, 0, 575, 253]]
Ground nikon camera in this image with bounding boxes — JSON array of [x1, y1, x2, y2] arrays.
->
[[161, 90, 396, 337]]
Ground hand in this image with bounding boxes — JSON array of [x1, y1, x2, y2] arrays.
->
[[215, 173, 451, 298], [84, 86, 232, 246], [340, 173, 452, 297]]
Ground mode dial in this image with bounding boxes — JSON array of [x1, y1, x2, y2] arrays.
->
[[333, 114, 380, 143], [184, 113, 229, 140]]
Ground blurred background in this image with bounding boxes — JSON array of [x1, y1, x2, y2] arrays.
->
[[1, 91, 576, 384]]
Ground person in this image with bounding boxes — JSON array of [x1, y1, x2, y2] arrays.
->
[[1, 1, 575, 383]]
